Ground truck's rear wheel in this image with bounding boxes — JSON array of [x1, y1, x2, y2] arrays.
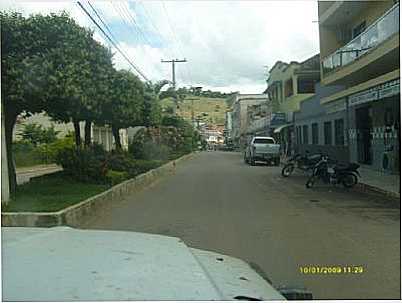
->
[[250, 157, 256, 166]]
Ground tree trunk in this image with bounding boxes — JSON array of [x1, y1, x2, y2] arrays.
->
[[4, 112, 17, 195], [84, 120, 92, 147], [73, 119, 81, 147], [112, 125, 122, 150]]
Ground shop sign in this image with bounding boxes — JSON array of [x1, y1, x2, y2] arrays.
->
[[349, 88, 378, 106], [378, 79, 400, 99], [270, 112, 286, 126], [348, 78, 400, 107], [325, 98, 346, 114]]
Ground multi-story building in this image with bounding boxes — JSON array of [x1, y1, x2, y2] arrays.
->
[[245, 102, 272, 136], [294, 83, 346, 160], [230, 94, 268, 147], [318, 0, 400, 173], [264, 54, 321, 154]]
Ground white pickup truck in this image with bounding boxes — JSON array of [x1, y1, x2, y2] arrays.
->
[[2, 227, 312, 301], [244, 136, 281, 166]]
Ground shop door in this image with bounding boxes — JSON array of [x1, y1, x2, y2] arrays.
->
[[356, 106, 373, 164]]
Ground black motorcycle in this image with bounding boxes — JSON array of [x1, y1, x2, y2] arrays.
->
[[281, 152, 323, 177], [305, 155, 361, 188]]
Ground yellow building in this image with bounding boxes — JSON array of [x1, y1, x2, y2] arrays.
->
[[264, 54, 320, 155], [265, 54, 320, 115], [319, 0, 400, 173]]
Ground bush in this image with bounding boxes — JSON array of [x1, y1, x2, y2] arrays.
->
[[106, 170, 129, 185], [142, 141, 172, 161], [106, 151, 137, 173], [19, 123, 59, 146], [55, 146, 108, 183], [133, 159, 164, 174], [55, 140, 164, 183], [37, 136, 75, 163]]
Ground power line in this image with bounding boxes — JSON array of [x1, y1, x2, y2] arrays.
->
[[77, 1, 149, 81], [87, 1, 118, 43], [120, 2, 153, 47], [138, 1, 167, 46], [110, 1, 141, 45], [161, 2, 191, 85]]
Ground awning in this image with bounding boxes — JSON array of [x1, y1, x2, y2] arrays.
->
[[273, 124, 292, 134]]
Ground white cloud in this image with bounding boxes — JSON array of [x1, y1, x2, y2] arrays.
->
[[2, 1, 320, 94]]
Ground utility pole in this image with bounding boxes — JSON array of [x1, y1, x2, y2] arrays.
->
[[187, 97, 198, 126], [161, 58, 187, 90]]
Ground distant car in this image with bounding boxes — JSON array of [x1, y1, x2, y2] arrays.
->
[[244, 136, 281, 166]]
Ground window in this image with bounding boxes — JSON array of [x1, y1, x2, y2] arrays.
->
[[352, 21, 366, 39], [334, 119, 344, 146], [302, 125, 309, 144], [284, 78, 293, 97], [253, 138, 274, 144], [312, 123, 318, 145], [296, 126, 302, 145], [324, 121, 332, 145], [298, 78, 316, 94]]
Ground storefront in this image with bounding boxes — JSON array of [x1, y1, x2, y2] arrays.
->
[[348, 78, 400, 174]]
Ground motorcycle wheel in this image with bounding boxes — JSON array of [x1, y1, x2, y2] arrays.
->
[[281, 164, 294, 177], [341, 173, 358, 188], [306, 176, 316, 188]]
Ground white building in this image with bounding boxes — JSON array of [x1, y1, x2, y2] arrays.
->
[[230, 94, 268, 147], [13, 112, 129, 151]]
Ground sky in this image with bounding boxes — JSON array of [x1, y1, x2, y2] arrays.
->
[[1, 0, 320, 94]]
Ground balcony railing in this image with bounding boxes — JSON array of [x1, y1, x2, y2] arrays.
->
[[322, 3, 399, 76]]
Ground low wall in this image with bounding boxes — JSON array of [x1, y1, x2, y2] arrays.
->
[[2, 153, 196, 227]]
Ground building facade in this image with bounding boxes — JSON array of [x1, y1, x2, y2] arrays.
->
[[230, 94, 268, 147], [13, 112, 129, 151], [294, 83, 347, 161], [318, 0, 400, 173], [264, 54, 321, 155]]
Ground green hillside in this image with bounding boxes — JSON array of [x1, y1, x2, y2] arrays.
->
[[160, 96, 228, 125]]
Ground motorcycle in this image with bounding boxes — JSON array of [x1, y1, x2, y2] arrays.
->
[[281, 152, 323, 177], [305, 155, 361, 188]]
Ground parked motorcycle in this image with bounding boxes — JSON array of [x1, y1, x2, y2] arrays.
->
[[305, 155, 361, 188], [281, 152, 323, 177]]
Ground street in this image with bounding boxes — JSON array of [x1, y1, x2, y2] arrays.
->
[[81, 151, 400, 300]]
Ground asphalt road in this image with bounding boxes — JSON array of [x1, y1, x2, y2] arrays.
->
[[82, 151, 401, 300]]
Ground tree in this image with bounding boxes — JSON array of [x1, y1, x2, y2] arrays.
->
[[1, 11, 113, 193], [19, 123, 59, 146], [1, 12, 88, 192], [103, 70, 145, 150], [142, 80, 169, 127]]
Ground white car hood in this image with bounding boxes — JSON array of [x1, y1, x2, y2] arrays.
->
[[2, 227, 285, 301]]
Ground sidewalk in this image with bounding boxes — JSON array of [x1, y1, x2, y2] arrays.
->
[[16, 164, 62, 185], [357, 166, 400, 199], [280, 154, 400, 198]]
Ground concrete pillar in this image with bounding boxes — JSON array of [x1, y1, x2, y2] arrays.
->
[[293, 75, 298, 95], [1, 108, 10, 204]]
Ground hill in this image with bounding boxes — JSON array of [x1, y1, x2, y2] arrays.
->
[[160, 96, 228, 125]]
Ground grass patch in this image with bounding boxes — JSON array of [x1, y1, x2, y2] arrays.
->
[[161, 96, 227, 125], [4, 172, 110, 212]]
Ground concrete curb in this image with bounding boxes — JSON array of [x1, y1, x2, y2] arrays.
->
[[355, 182, 400, 200], [2, 152, 196, 227]]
